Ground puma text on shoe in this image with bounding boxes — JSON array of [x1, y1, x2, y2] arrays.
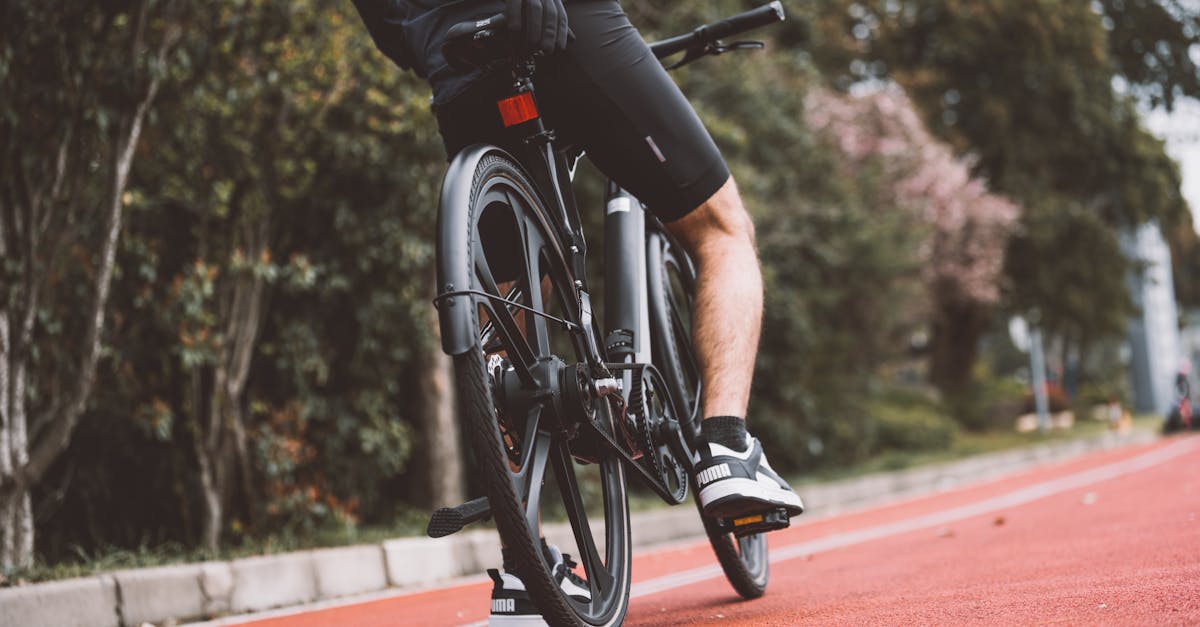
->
[[487, 544, 591, 626], [487, 569, 546, 626]]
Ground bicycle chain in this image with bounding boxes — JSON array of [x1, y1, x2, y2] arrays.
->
[[621, 363, 687, 504], [625, 367, 660, 478]]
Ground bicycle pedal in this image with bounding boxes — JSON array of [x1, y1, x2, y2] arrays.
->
[[718, 507, 791, 537], [426, 496, 491, 538]]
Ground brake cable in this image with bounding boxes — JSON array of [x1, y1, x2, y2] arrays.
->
[[433, 289, 581, 332]]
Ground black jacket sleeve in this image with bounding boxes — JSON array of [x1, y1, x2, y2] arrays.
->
[[350, 0, 416, 70]]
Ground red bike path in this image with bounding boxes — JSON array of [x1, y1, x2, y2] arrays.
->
[[234, 434, 1200, 626]]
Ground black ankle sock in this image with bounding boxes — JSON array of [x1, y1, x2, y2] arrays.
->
[[701, 415, 748, 451], [501, 546, 518, 574], [502, 538, 553, 574]]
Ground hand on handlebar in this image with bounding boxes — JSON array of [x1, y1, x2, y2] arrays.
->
[[505, 0, 570, 53]]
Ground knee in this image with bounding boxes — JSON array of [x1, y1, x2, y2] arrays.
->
[[667, 178, 755, 258]]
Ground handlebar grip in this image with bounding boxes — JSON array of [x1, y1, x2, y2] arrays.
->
[[648, 2, 785, 60], [445, 13, 507, 44], [443, 14, 510, 71], [704, 1, 786, 41]]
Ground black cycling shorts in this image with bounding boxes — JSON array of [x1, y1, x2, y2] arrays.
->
[[432, 0, 730, 223]]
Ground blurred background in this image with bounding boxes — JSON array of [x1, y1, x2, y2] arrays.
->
[[2, 0, 1198, 581]]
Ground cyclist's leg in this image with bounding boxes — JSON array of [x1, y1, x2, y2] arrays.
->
[[661, 178, 761, 421], [537, 1, 757, 422], [538, 0, 802, 518]]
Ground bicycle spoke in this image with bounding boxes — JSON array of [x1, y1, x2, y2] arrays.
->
[[663, 262, 698, 375], [474, 239, 538, 383], [670, 304, 701, 384], [515, 212, 550, 357], [518, 427, 552, 533], [664, 267, 691, 328], [550, 441, 613, 599], [480, 285, 524, 352]]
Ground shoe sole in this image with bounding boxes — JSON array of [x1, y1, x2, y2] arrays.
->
[[700, 477, 805, 519], [489, 614, 550, 627]]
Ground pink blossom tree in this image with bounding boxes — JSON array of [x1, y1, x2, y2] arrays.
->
[[807, 85, 1020, 396]]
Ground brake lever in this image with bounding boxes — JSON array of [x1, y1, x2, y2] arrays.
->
[[714, 40, 766, 53], [665, 40, 766, 71]]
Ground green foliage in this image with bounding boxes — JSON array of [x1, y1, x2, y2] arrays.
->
[[945, 374, 1027, 431], [855, 1, 1187, 228], [1097, 0, 1200, 110], [36, 0, 446, 559], [868, 390, 958, 453], [1004, 201, 1137, 343], [625, 0, 933, 472], [661, 44, 928, 471], [803, 0, 1192, 393], [16, 0, 1197, 568]]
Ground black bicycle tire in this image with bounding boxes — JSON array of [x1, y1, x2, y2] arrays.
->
[[450, 153, 631, 626], [645, 225, 770, 600]]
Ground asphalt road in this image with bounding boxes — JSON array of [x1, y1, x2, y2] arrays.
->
[[232, 434, 1199, 626]]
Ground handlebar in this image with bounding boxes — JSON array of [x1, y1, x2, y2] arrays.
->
[[442, 2, 785, 72], [647, 1, 786, 60]]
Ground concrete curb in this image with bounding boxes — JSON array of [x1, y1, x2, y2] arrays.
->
[[0, 575, 119, 627], [113, 563, 209, 626], [0, 428, 1158, 627]]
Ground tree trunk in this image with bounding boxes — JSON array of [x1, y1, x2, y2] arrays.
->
[[195, 436, 223, 552], [0, 308, 14, 568], [1, 326, 33, 570], [928, 300, 990, 397], [421, 307, 464, 509], [222, 223, 269, 525], [193, 366, 224, 552], [191, 224, 270, 550], [8, 364, 32, 569]]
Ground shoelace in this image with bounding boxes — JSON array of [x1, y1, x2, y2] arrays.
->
[[556, 553, 590, 590]]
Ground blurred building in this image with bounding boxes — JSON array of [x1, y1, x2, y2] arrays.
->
[[1123, 221, 1183, 415]]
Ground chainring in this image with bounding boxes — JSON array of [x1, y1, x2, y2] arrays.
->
[[626, 364, 688, 504]]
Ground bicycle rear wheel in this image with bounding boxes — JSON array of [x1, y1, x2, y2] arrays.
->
[[446, 151, 631, 626], [645, 222, 770, 599]]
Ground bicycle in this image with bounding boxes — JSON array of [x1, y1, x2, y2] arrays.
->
[[425, 4, 789, 625]]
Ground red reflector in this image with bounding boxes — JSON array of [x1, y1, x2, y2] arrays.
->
[[497, 92, 539, 127]]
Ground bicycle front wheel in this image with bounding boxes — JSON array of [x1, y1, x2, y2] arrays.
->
[[645, 222, 770, 599], [444, 150, 631, 626]]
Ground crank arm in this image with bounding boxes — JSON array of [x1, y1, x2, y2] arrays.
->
[[577, 414, 684, 504]]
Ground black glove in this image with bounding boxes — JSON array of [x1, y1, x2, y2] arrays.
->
[[505, 0, 569, 53]]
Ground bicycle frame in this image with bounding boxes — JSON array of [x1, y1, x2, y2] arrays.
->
[[434, 71, 694, 504], [603, 181, 653, 367]]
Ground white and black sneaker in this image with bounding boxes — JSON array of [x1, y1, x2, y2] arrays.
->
[[695, 434, 805, 519], [487, 545, 591, 626]]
